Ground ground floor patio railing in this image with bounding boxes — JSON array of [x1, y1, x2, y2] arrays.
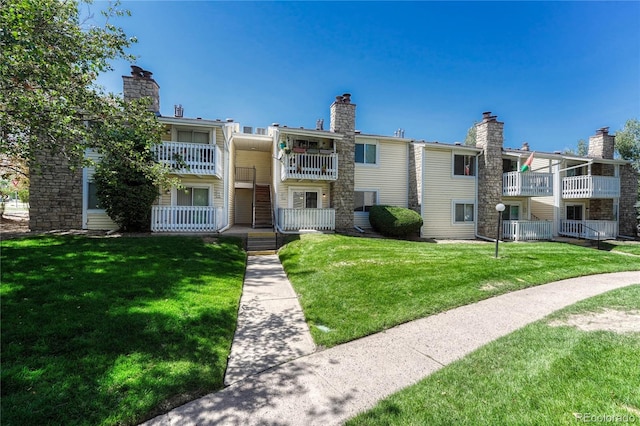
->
[[151, 206, 223, 232], [502, 220, 553, 241], [277, 208, 335, 231], [559, 220, 617, 240]]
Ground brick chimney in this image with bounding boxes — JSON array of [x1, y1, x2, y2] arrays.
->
[[475, 112, 504, 238], [329, 94, 356, 231], [122, 65, 160, 114], [588, 127, 614, 159]]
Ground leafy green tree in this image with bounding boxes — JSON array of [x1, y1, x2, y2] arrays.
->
[[464, 122, 477, 146], [92, 100, 169, 232], [0, 0, 152, 173], [563, 139, 587, 156], [615, 118, 640, 172]]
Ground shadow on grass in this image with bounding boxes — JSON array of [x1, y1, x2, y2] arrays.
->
[[1, 235, 246, 426]]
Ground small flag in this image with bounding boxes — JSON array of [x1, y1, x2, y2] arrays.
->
[[521, 152, 534, 172]]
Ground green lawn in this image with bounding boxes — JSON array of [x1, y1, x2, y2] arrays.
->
[[348, 284, 640, 426], [1, 235, 246, 426], [279, 234, 640, 348], [603, 240, 640, 256]]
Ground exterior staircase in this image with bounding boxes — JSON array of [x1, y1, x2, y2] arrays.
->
[[247, 232, 277, 254], [253, 184, 273, 228]]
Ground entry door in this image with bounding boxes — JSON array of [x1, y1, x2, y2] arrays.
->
[[502, 205, 520, 221], [291, 190, 319, 209], [566, 205, 583, 221]]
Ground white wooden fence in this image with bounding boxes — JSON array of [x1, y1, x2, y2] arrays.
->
[[154, 142, 221, 176], [560, 220, 618, 240], [281, 153, 338, 181], [502, 172, 553, 196], [562, 175, 620, 199], [502, 220, 553, 241], [151, 206, 222, 232], [278, 208, 335, 231]]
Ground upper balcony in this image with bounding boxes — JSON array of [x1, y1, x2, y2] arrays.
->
[[562, 175, 620, 199], [154, 142, 222, 178], [502, 171, 553, 197], [281, 150, 338, 181]]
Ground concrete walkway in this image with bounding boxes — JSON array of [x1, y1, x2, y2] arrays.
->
[[224, 255, 315, 385], [143, 270, 639, 426]]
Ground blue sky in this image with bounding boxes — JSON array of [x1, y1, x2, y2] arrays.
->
[[94, 1, 640, 153]]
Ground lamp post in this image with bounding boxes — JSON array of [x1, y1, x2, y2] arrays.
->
[[495, 203, 505, 258]]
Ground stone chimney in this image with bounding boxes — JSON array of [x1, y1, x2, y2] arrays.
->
[[329, 93, 356, 231], [475, 112, 504, 238], [588, 127, 614, 159], [122, 65, 160, 114]]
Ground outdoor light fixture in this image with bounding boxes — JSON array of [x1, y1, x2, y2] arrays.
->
[[495, 203, 506, 258]]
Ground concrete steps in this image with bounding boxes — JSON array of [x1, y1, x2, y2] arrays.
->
[[247, 232, 277, 254]]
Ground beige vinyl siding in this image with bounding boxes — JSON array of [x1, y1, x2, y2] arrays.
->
[[84, 150, 118, 230], [235, 150, 271, 184], [422, 148, 476, 239], [531, 197, 555, 221], [86, 212, 118, 230], [354, 138, 408, 227]]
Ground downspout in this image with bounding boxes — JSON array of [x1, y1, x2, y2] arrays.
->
[[474, 150, 496, 242], [218, 123, 232, 233]]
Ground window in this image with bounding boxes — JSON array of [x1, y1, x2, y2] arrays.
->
[[177, 130, 209, 144], [355, 143, 377, 164], [454, 203, 475, 223], [566, 205, 583, 221], [503, 159, 518, 173], [454, 155, 475, 176], [354, 191, 377, 212], [566, 166, 585, 177], [291, 190, 320, 208], [501, 205, 520, 221], [87, 181, 101, 209], [177, 187, 210, 206]]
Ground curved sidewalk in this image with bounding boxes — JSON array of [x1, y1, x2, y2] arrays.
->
[[143, 270, 639, 426]]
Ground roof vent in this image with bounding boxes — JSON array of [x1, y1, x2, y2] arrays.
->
[[174, 104, 184, 118]]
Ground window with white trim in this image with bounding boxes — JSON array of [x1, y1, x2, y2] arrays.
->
[[177, 187, 210, 206], [355, 143, 377, 164], [177, 130, 209, 144], [454, 203, 475, 223], [289, 188, 322, 209], [454, 154, 475, 176], [354, 191, 377, 212], [501, 204, 520, 221]]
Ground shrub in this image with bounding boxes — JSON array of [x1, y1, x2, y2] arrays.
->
[[368, 205, 423, 238]]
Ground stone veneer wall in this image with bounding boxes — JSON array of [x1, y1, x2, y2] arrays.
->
[[588, 128, 615, 160], [588, 199, 614, 221], [329, 94, 356, 231], [408, 143, 423, 213], [122, 74, 160, 114], [29, 150, 83, 231], [475, 112, 504, 238], [619, 164, 639, 237]]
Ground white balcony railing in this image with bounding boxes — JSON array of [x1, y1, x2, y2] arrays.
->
[[281, 152, 338, 181], [151, 206, 223, 232], [154, 142, 222, 177], [503, 172, 553, 197], [562, 175, 620, 199], [560, 220, 618, 240], [502, 220, 553, 241], [277, 208, 335, 231]]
